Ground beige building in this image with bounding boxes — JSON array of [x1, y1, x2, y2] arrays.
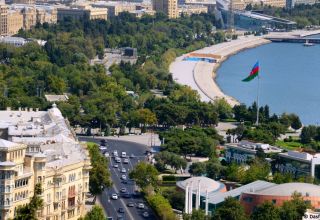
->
[[92, 1, 136, 18], [153, 0, 178, 18], [57, 4, 107, 21], [0, 3, 57, 36], [12, 0, 35, 4], [7, 10, 23, 35], [0, 104, 91, 220], [231, 0, 285, 10], [178, 4, 208, 16]]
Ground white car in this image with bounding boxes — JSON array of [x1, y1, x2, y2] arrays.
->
[[111, 194, 118, 200], [121, 152, 126, 158], [104, 152, 110, 157], [99, 146, 107, 151], [123, 158, 129, 164], [121, 175, 127, 180], [113, 164, 119, 168], [138, 203, 145, 209], [121, 168, 126, 173], [113, 151, 118, 157], [116, 158, 121, 163]]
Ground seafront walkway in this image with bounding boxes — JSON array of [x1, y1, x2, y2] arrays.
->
[[170, 30, 320, 106]]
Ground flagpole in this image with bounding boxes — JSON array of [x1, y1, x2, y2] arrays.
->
[[255, 74, 260, 126]]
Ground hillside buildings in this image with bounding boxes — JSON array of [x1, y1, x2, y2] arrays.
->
[[0, 105, 91, 220], [273, 150, 320, 179], [0, 3, 57, 36]]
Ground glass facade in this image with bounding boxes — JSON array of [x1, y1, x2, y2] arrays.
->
[[273, 156, 312, 178]]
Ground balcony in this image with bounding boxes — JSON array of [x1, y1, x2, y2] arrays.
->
[[68, 191, 76, 198], [67, 204, 75, 210]]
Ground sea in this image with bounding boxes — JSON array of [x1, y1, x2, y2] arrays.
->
[[216, 42, 320, 125]]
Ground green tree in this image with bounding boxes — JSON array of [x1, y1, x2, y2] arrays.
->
[[251, 201, 280, 220], [129, 161, 159, 190], [279, 192, 311, 220], [189, 162, 206, 176], [84, 205, 106, 220], [290, 114, 302, 131], [213, 197, 248, 220], [14, 183, 44, 220], [88, 143, 112, 201], [183, 209, 209, 220]]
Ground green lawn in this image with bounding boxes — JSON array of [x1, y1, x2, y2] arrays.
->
[[275, 140, 303, 151]]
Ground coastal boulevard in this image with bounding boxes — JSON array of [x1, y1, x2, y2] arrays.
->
[[79, 137, 157, 220]]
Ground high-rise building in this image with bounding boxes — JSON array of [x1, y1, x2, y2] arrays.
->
[[0, 105, 91, 220], [0, 4, 8, 36], [153, 0, 178, 18]]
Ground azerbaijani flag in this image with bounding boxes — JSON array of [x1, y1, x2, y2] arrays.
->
[[242, 61, 259, 82]]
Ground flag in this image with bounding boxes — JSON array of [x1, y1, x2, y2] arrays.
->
[[242, 61, 259, 82]]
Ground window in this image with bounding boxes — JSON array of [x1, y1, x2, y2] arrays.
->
[[272, 199, 277, 204], [243, 197, 253, 203]]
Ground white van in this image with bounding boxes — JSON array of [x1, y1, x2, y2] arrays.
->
[[121, 152, 126, 158]]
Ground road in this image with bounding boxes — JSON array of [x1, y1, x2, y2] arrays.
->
[[79, 137, 157, 220]]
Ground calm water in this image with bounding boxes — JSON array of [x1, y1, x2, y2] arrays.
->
[[216, 42, 320, 125]]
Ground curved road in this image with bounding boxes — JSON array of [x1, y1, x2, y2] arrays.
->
[[79, 137, 157, 220]]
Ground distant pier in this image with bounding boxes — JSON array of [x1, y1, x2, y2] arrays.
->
[[266, 37, 320, 44]]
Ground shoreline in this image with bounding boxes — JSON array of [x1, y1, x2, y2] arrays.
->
[[170, 30, 320, 107], [210, 38, 271, 106]]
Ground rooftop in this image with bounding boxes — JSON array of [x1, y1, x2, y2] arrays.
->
[[226, 140, 282, 154], [208, 180, 275, 205], [177, 176, 226, 194], [246, 182, 320, 197]]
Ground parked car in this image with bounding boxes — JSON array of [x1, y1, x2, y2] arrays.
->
[[111, 194, 118, 200]]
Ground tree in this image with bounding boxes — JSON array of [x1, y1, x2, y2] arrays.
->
[[189, 162, 206, 176], [213, 197, 248, 220], [300, 126, 317, 144], [84, 205, 106, 220], [129, 161, 159, 190], [155, 151, 187, 173], [14, 183, 44, 220], [251, 201, 280, 220], [88, 143, 112, 201], [290, 114, 302, 131], [279, 192, 311, 220], [147, 193, 176, 220], [183, 209, 209, 220], [241, 159, 270, 184]]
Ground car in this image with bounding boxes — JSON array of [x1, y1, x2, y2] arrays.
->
[[117, 216, 124, 220], [121, 175, 127, 180], [104, 152, 110, 157], [123, 158, 129, 164], [113, 151, 118, 157], [137, 203, 145, 209], [142, 212, 149, 218], [129, 154, 135, 158], [116, 158, 121, 163], [122, 180, 128, 184], [122, 193, 131, 198], [118, 207, 125, 213], [113, 164, 119, 168], [121, 151, 126, 158], [121, 168, 126, 173], [120, 188, 127, 193], [111, 194, 118, 200], [127, 202, 134, 207], [100, 139, 107, 146], [99, 146, 107, 151]]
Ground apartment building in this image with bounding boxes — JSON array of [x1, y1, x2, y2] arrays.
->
[[92, 1, 136, 18], [178, 4, 208, 16], [0, 3, 57, 36], [57, 3, 107, 21], [0, 104, 91, 220], [153, 0, 178, 18]]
